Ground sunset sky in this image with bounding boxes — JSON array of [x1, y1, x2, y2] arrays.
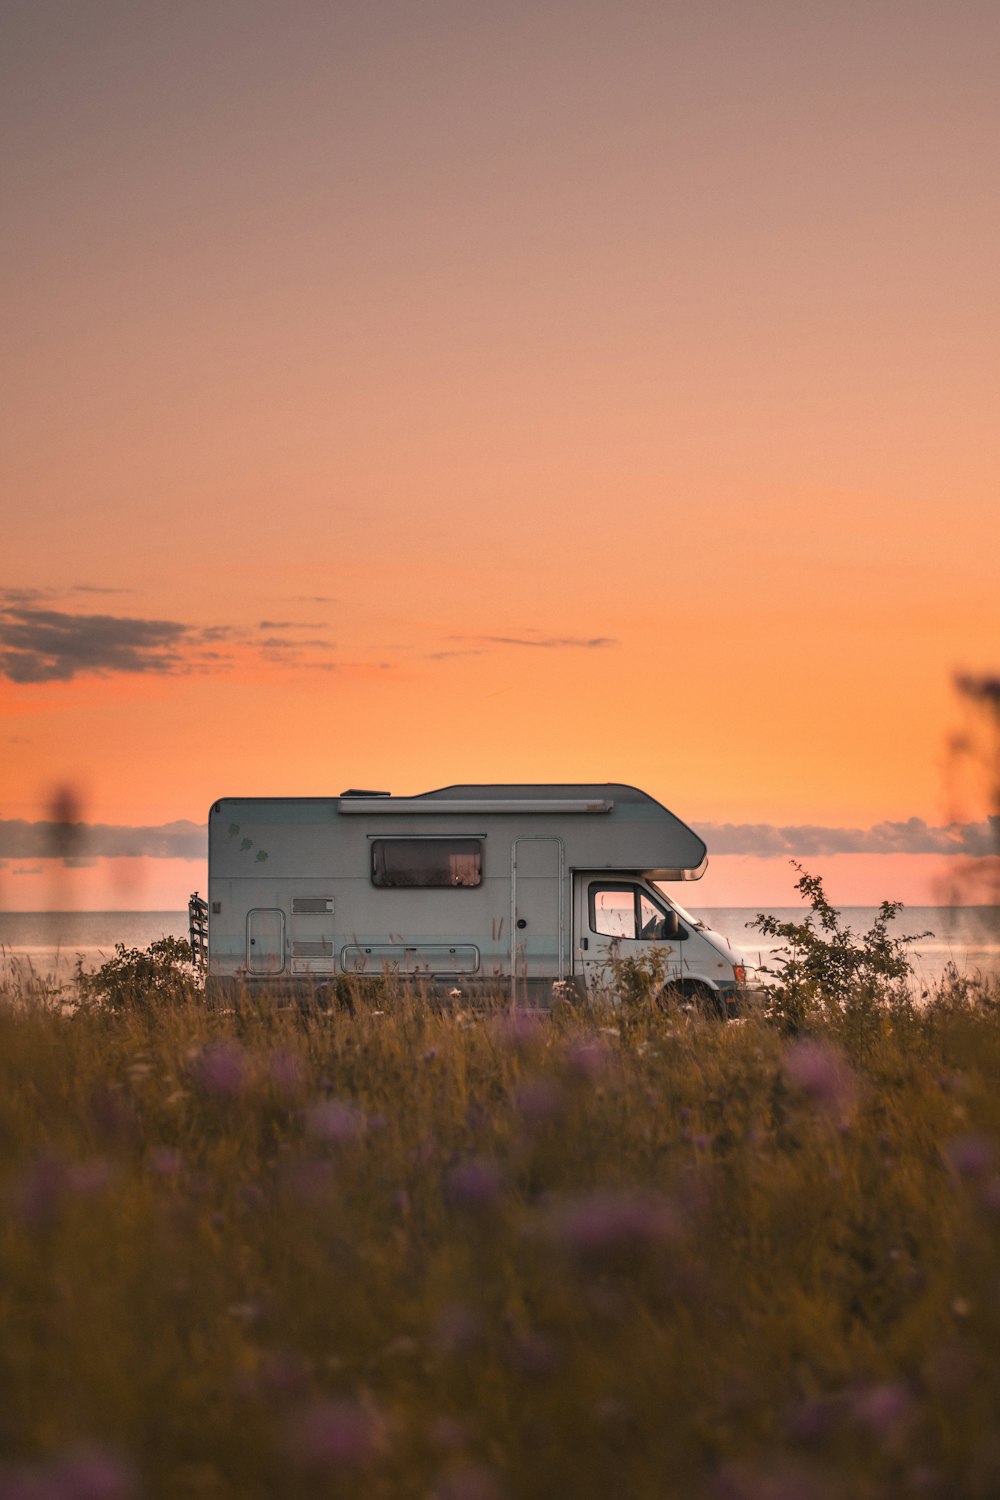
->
[[2, 0, 998, 911]]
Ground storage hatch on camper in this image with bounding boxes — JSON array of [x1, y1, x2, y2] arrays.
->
[[340, 943, 480, 976], [290, 891, 335, 974]]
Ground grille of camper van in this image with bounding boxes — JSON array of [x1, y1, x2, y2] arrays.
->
[[292, 897, 333, 914]]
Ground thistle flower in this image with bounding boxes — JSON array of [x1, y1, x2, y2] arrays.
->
[[285, 1397, 385, 1469], [851, 1382, 912, 1438], [148, 1147, 182, 1178], [306, 1098, 367, 1143], [514, 1077, 564, 1125], [0, 1445, 137, 1500], [783, 1040, 856, 1121], [189, 1041, 248, 1098], [433, 1463, 505, 1500], [543, 1190, 678, 1263], [495, 1012, 544, 1050], [565, 1035, 614, 1081], [943, 1135, 996, 1179], [11, 1155, 68, 1228], [445, 1156, 504, 1210]]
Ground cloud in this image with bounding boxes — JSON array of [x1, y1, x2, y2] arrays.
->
[[72, 584, 134, 595], [0, 820, 204, 861], [698, 817, 1000, 858], [0, 609, 275, 682], [258, 620, 327, 631], [449, 634, 618, 650], [0, 596, 363, 681], [4, 814, 993, 867], [0, 607, 193, 683], [12, 866, 43, 876]]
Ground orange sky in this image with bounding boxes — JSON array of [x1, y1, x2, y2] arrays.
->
[[2, 1, 998, 910]]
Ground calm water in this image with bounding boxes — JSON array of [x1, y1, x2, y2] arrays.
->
[[1, 907, 998, 989]]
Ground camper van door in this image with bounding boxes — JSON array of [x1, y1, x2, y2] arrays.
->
[[510, 836, 565, 1000], [574, 875, 680, 995]]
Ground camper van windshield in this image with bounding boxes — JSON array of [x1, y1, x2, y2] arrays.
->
[[653, 887, 705, 928], [371, 838, 482, 888]]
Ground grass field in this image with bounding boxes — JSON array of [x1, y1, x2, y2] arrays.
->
[[3, 962, 1000, 1499]]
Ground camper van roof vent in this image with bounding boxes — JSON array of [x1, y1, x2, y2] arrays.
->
[[339, 788, 390, 797]]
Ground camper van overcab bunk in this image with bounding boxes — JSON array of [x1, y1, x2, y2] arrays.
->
[[200, 783, 751, 1012]]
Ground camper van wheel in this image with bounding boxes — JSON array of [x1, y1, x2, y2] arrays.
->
[[665, 980, 726, 1021]]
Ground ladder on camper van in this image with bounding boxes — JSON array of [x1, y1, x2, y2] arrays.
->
[[188, 892, 208, 971]]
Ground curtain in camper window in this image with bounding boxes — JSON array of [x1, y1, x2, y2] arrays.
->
[[371, 839, 482, 888]]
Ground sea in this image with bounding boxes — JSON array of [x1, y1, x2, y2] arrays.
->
[[1, 907, 999, 992]]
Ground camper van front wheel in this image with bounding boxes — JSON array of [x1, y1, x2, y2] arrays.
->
[[663, 981, 726, 1021]]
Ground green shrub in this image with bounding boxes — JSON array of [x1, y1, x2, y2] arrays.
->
[[750, 864, 929, 1049], [75, 935, 200, 1012]]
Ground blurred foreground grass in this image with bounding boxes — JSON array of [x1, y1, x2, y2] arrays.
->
[[4, 973, 1000, 1499]]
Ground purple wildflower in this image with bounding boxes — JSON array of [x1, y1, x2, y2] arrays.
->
[[67, 1159, 115, 1196], [285, 1397, 384, 1470], [783, 1040, 856, 1120], [445, 1157, 504, 1210], [433, 1464, 505, 1500], [19, 1445, 137, 1500], [565, 1035, 614, 1080], [11, 1155, 68, 1229], [545, 1190, 678, 1262], [494, 1012, 544, 1051], [189, 1041, 248, 1098], [306, 1099, 367, 1143], [714, 1460, 829, 1500], [851, 1382, 912, 1438], [148, 1147, 182, 1178], [514, 1077, 564, 1126], [943, 1135, 996, 1179]]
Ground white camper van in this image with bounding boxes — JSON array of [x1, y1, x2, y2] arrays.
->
[[202, 784, 751, 1013]]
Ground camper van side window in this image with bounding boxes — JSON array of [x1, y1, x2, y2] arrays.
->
[[371, 839, 482, 888], [590, 885, 640, 939]]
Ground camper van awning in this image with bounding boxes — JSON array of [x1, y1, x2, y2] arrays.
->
[[336, 797, 614, 816]]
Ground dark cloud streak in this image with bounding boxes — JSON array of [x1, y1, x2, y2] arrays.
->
[[699, 817, 1000, 858], [0, 607, 191, 683], [449, 634, 617, 650], [2, 816, 995, 866]]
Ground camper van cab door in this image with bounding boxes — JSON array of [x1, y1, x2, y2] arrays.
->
[[576, 878, 680, 994]]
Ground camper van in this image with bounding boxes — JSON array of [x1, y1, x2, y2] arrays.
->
[[201, 783, 752, 1012]]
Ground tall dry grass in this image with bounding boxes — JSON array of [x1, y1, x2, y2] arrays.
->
[[3, 973, 1000, 1498]]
